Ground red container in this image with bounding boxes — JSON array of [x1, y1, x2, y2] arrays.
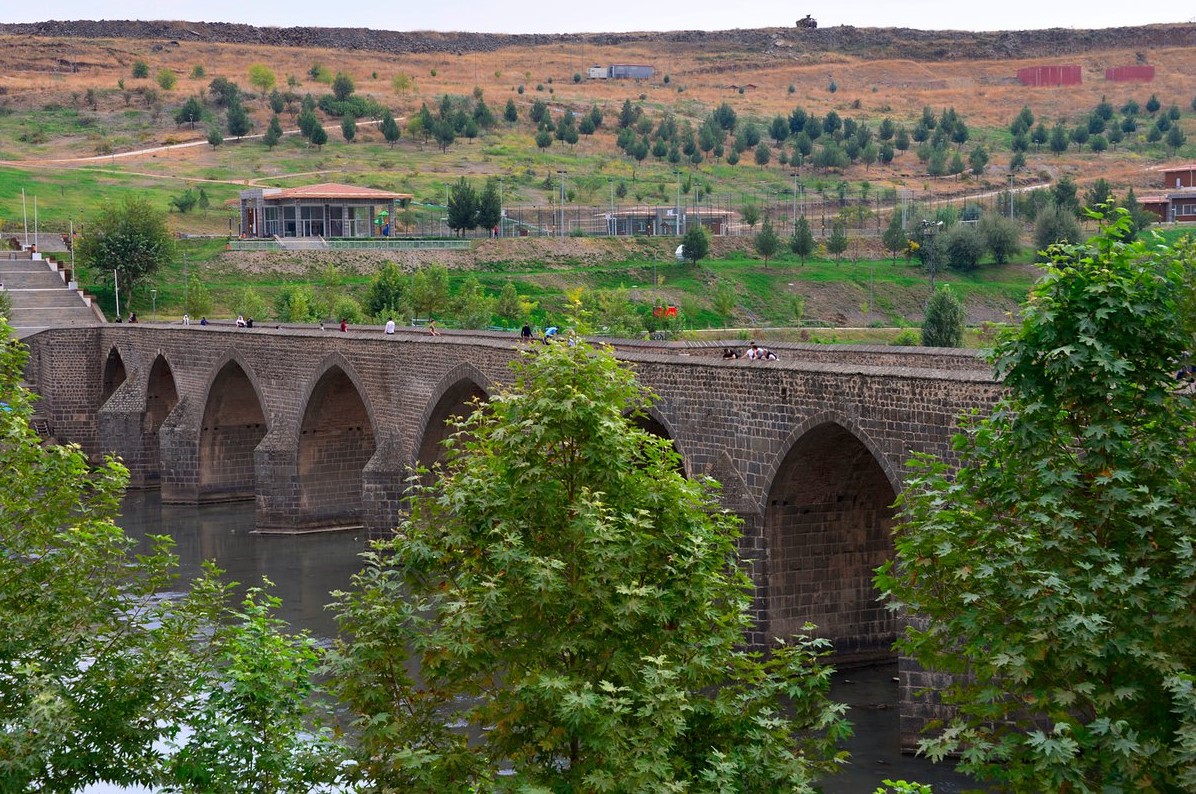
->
[[1105, 65, 1155, 82], [1017, 65, 1082, 86]]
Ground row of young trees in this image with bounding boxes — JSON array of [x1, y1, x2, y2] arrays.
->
[[1009, 95, 1192, 160]]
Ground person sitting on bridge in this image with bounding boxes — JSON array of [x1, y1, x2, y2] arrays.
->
[[340, 318, 348, 332], [128, 313, 138, 323], [236, 314, 246, 328], [744, 343, 760, 360], [520, 323, 533, 342], [428, 319, 440, 336], [246, 317, 254, 329], [722, 347, 739, 359], [385, 317, 396, 335], [199, 317, 209, 326]]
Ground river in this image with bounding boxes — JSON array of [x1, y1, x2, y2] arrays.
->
[[91, 492, 976, 793]]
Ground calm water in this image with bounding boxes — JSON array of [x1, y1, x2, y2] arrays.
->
[[102, 492, 975, 793]]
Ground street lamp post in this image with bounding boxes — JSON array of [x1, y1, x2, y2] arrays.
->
[[557, 170, 567, 237], [920, 219, 943, 299], [791, 171, 798, 233], [151, 289, 157, 321]]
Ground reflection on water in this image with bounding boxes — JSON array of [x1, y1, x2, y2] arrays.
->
[[109, 493, 976, 792], [119, 491, 367, 643], [822, 666, 978, 792]]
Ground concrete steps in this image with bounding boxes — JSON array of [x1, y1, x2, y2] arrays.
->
[[1, 253, 102, 337]]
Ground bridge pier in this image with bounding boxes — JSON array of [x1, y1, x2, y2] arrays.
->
[[97, 398, 153, 488]]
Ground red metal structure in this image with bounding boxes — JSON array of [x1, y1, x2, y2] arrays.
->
[[1016, 65, 1082, 86], [1106, 65, 1155, 82]]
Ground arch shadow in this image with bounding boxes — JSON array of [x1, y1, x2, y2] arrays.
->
[[141, 354, 180, 486], [762, 412, 900, 665], [295, 355, 378, 526], [197, 350, 268, 503], [414, 363, 494, 470]]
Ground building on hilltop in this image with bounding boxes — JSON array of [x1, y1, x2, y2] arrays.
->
[[587, 64, 655, 80], [238, 183, 413, 238]]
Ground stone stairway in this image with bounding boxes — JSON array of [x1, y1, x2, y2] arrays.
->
[[1, 251, 103, 338]]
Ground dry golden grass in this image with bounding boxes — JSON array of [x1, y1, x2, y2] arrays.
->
[[3, 32, 1194, 197]]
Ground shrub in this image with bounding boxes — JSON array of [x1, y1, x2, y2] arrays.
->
[[942, 223, 985, 271], [131, 60, 149, 79]]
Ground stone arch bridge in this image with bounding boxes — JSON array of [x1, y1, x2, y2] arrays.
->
[[24, 325, 999, 735]]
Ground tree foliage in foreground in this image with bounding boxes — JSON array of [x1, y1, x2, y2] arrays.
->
[[878, 214, 1196, 791], [326, 341, 850, 792], [0, 324, 344, 790]]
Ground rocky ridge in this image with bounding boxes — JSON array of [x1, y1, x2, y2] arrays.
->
[[2, 19, 1196, 61]]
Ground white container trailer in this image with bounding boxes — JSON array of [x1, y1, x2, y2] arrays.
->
[[587, 66, 610, 79]]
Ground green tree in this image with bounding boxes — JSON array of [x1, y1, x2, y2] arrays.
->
[[740, 202, 760, 231], [174, 96, 204, 128], [878, 215, 1196, 789], [534, 128, 552, 150], [268, 88, 285, 114], [364, 262, 409, 320], [978, 213, 1022, 264], [475, 178, 502, 234], [325, 341, 850, 792], [790, 215, 815, 264], [452, 276, 495, 329], [447, 177, 478, 237], [712, 281, 737, 322], [681, 224, 710, 265], [754, 216, 781, 265], [1049, 122, 1069, 154], [882, 213, 907, 264], [309, 123, 328, 150], [920, 284, 965, 346], [503, 97, 518, 123], [207, 76, 240, 108], [967, 145, 988, 176], [226, 100, 252, 138], [411, 264, 450, 319], [206, 126, 223, 148], [380, 109, 401, 146], [131, 60, 149, 79], [331, 72, 355, 101], [247, 63, 275, 95], [156, 69, 177, 91], [754, 140, 771, 165], [263, 114, 283, 148], [1166, 123, 1187, 154], [274, 284, 319, 322], [942, 222, 985, 271], [170, 188, 198, 214], [1034, 204, 1082, 255], [76, 196, 175, 308], [184, 274, 212, 317], [164, 582, 343, 791], [495, 281, 522, 327], [826, 221, 849, 260], [236, 287, 270, 322], [341, 113, 357, 142]]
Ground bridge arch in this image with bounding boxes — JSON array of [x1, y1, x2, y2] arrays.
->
[[763, 412, 900, 664], [629, 405, 689, 477], [415, 363, 493, 469], [197, 351, 268, 503], [101, 345, 128, 406], [141, 354, 179, 486], [296, 356, 377, 527]]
